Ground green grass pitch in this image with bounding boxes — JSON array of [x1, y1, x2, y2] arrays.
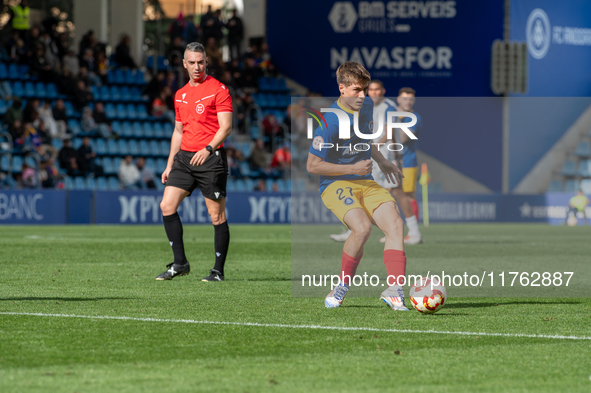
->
[[1, 224, 590, 392]]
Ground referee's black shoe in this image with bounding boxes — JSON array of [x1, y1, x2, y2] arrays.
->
[[156, 262, 190, 280], [202, 269, 224, 282]]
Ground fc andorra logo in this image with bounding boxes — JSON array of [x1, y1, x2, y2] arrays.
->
[[526, 8, 551, 60], [196, 104, 205, 114]]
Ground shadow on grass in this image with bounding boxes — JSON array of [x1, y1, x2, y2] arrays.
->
[[1, 297, 134, 302], [447, 300, 582, 309]]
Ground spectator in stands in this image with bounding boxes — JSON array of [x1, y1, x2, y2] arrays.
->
[[39, 158, 58, 188], [79, 48, 95, 75], [73, 80, 93, 110], [262, 114, 285, 146], [166, 36, 185, 68], [20, 162, 37, 188], [79, 30, 95, 57], [118, 155, 142, 190], [226, 147, 243, 179], [77, 136, 98, 175], [200, 5, 216, 41], [92, 102, 112, 133], [226, 58, 242, 82], [81, 106, 111, 138], [164, 71, 178, 93], [168, 13, 186, 42], [249, 139, 270, 175], [183, 15, 199, 44], [24, 26, 40, 52], [205, 37, 223, 69], [254, 178, 266, 192], [79, 64, 101, 87], [22, 98, 39, 125], [63, 49, 80, 75], [39, 100, 66, 140], [227, 9, 244, 61], [212, 9, 225, 41], [136, 157, 156, 189], [8, 119, 24, 148], [239, 57, 262, 92], [220, 70, 238, 92], [31, 45, 57, 82], [5, 99, 23, 127], [35, 120, 57, 159], [151, 88, 175, 123], [58, 137, 77, 171], [66, 156, 81, 177], [39, 30, 60, 70], [95, 50, 109, 84], [114, 35, 137, 69], [144, 71, 165, 104], [270, 142, 292, 178], [5, 30, 25, 62], [52, 99, 68, 135], [9, 0, 31, 40], [58, 67, 77, 96]]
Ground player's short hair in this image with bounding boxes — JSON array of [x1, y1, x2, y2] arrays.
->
[[369, 80, 384, 89], [399, 87, 416, 96], [336, 61, 371, 87], [184, 42, 206, 58]]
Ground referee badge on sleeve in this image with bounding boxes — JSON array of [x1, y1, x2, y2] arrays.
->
[[312, 136, 324, 150]]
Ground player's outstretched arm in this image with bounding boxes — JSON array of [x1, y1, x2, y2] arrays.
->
[[190, 112, 232, 166], [162, 121, 183, 184], [306, 153, 372, 176], [371, 148, 403, 185]]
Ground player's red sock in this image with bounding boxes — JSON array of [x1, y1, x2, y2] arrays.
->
[[341, 251, 362, 286], [383, 249, 406, 286], [410, 199, 419, 220]]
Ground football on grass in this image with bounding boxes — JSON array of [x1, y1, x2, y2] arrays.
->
[[409, 277, 447, 314]]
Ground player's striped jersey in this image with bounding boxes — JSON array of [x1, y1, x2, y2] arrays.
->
[[308, 97, 374, 194]]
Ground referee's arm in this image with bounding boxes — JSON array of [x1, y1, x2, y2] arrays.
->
[[161, 121, 183, 184]]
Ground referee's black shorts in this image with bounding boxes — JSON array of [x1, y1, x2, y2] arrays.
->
[[165, 148, 228, 199]]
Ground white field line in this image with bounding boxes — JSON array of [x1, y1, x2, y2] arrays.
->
[[1, 312, 590, 341]]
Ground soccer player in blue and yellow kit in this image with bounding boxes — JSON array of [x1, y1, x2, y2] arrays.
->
[[307, 62, 409, 311], [397, 87, 422, 219]]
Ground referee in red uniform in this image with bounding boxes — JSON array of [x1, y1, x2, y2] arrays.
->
[[156, 42, 233, 282]]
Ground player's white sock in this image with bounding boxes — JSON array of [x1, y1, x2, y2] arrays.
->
[[406, 215, 421, 236]]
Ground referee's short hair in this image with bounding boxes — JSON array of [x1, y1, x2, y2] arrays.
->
[[185, 42, 206, 58]]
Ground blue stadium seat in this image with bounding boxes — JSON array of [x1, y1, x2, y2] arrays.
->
[[46, 83, 58, 99], [239, 161, 251, 177], [130, 87, 142, 101], [107, 139, 119, 155], [102, 157, 114, 174], [136, 104, 148, 120], [580, 179, 591, 194], [234, 179, 246, 192], [226, 179, 236, 192], [86, 177, 96, 190], [0, 100, 8, 116], [74, 177, 85, 190], [163, 122, 173, 135], [266, 179, 275, 191], [97, 177, 108, 190], [121, 122, 133, 138], [245, 178, 256, 191], [0, 155, 10, 172], [111, 120, 121, 135], [564, 179, 579, 193], [560, 160, 577, 177], [114, 69, 124, 84], [120, 86, 131, 101], [143, 122, 154, 138], [128, 139, 139, 155], [259, 77, 272, 91], [0, 63, 7, 79], [123, 69, 133, 84], [63, 176, 72, 189], [548, 180, 562, 192], [132, 121, 143, 138], [134, 70, 145, 85], [118, 139, 129, 155], [156, 158, 167, 174], [8, 64, 19, 79], [19, 64, 29, 77], [91, 85, 101, 100], [72, 137, 83, 149], [578, 160, 591, 177], [116, 103, 127, 119], [108, 177, 120, 190], [139, 140, 149, 154], [576, 142, 591, 158], [64, 101, 76, 117], [96, 138, 107, 155], [276, 77, 289, 91], [24, 81, 35, 97], [67, 119, 81, 134], [105, 103, 116, 118], [126, 103, 137, 120], [153, 122, 164, 138], [286, 179, 292, 192], [36, 83, 47, 98], [111, 86, 121, 101], [11, 81, 24, 97], [149, 140, 160, 156]]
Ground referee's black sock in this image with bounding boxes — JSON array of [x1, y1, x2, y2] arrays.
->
[[163, 212, 188, 265], [213, 221, 230, 275]]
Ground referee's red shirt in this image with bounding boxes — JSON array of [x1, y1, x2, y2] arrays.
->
[[174, 75, 233, 152]]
